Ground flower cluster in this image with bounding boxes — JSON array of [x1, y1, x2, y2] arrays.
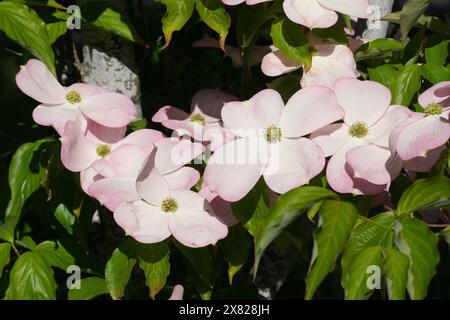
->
[[222, 0, 370, 29], [15, 58, 450, 248]]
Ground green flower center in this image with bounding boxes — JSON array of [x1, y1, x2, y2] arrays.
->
[[424, 102, 443, 116], [265, 126, 282, 143], [348, 121, 369, 138], [190, 113, 206, 126], [161, 197, 178, 213], [96, 144, 111, 158], [66, 91, 82, 104]]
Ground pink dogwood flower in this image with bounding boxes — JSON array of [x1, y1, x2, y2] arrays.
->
[[114, 153, 227, 248], [169, 285, 184, 300], [198, 185, 238, 227], [261, 35, 358, 88], [153, 89, 238, 149], [395, 81, 450, 162], [389, 111, 446, 173], [16, 59, 137, 135], [222, 0, 273, 5], [283, 0, 369, 29], [60, 121, 162, 173], [88, 137, 204, 211], [204, 87, 344, 201], [311, 78, 413, 195]]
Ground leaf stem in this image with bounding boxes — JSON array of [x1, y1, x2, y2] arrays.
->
[[11, 242, 20, 257]]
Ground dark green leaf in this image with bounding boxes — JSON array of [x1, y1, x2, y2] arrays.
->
[[390, 64, 421, 106], [311, 21, 348, 44], [270, 19, 312, 69], [5, 251, 56, 300], [425, 39, 449, 66], [254, 186, 338, 275], [196, 0, 231, 50], [343, 246, 383, 300], [267, 73, 301, 103], [231, 179, 269, 239], [394, 217, 439, 299], [383, 247, 409, 300], [4, 138, 55, 240], [305, 200, 358, 299], [354, 38, 403, 61], [33, 240, 75, 270], [221, 225, 252, 284], [422, 64, 450, 84], [0, 243, 11, 278], [368, 65, 399, 88], [53, 204, 75, 235], [68, 277, 108, 300], [399, 0, 432, 41], [341, 212, 395, 286], [174, 241, 216, 299], [0, 2, 55, 72], [397, 175, 450, 214], [80, 1, 144, 44], [383, 12, 449, 33], [105, 240, 137, 300], [161, 0, 195, 48], [138, 241, 171, 299], [46, 20, 67, 44], [236, 2, 280, 52]]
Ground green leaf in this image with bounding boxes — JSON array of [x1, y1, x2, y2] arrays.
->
[[105, 240, 137, 300], [174, 241, 216, 299], [0, 2, 55, 72], [138, 241, 171, 299], [53, 203, 75, 235], [5, 251, 56, 300], [394, 217, 439, 300], [0, 222, 14, 244], [0, 243, 11, 278], [425, 39, 449, 66], [236, 2, 280, 53], [4, 138, 55, 240], [231, 179, 269, 239], [196, 0, 231, 51], [46, 20, 67, 44], [422, 64, 450, 84], [161, 0, 195, 48], [368, 65, 399, 88], [254, 186, 338, 276], [68, 277, 108, 300], [354, 38, 403, 61], [442, 227, 450, 249], [5, 0, 65, 10], [397, 175, 450, 214], [305, 200, 358, 300], [267, 73, 301, 103], [221, 225, 252, 284], [33, 240, 75, 270], [270, 19, 312, 69], [80, 1, 144, 44], [383, 12, 449, 34], [383, 247, 409, 300], [341, 212, 395, 286], [390, 64, 421, 106], [311, 21, 348, 44], [399, 0, 432, 41], [343, 246, 383, 300]]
